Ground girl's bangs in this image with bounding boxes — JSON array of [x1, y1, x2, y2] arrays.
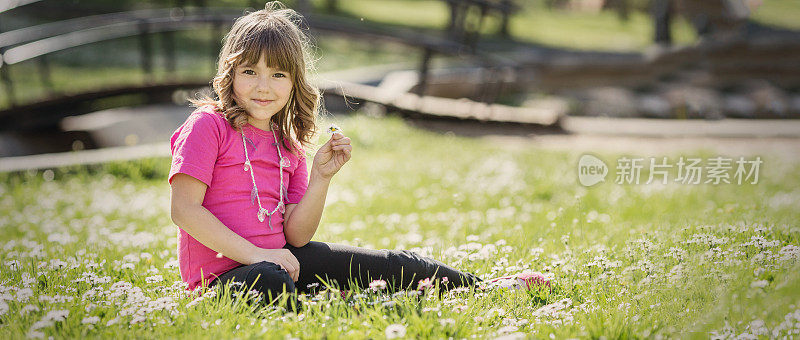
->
[[235, 26, 298, 75]]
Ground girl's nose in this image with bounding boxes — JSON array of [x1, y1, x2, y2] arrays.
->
[[256, 76, 271, 90]]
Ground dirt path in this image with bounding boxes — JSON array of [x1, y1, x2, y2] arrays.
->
[[407, 118, 800, 163]]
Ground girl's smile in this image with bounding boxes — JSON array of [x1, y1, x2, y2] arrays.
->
[[253, 99, 275, 106], [232, 55, 293, 130]]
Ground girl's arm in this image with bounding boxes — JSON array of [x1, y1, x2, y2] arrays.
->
[[170, 173, 301, 282], [284, 133, 351, 247]]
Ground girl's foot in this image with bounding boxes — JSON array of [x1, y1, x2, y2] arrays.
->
[[482, 272, 552, 291]]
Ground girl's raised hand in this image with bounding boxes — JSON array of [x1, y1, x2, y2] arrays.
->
[[312, 132, 351, 180]]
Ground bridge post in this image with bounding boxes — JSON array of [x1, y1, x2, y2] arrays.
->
[[138, 19, 153, 79], [416, 48, 433, 97], [0, 23, 14, 107], [499, 0, 512, 37], [447, 0, 467, 43], [37, 56, 55, 95], [211, 21, 223, 75], [0, 61, 15, 107], [465, 3, 490, 51], [325, 0, 339, 13], [162, 30, 176, 75], [653, 0, 673, 46]]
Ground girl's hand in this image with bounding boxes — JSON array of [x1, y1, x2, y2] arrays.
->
[[249, 248, 300, 282], [312, 132, 352, 180]]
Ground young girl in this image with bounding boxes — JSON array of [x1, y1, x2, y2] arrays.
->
[[169, 2, 544, 310]]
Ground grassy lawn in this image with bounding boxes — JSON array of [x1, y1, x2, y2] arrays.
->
[[1, 114, 799, 338], [331, 0, 698, 51], [328, 0, 799, 51], [750, 0, 800, 30]]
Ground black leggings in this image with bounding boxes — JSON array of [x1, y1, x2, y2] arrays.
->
[[209, 241, 481, 309]]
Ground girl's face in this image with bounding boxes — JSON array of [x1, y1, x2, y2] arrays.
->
[[232, 54, 293, 130]]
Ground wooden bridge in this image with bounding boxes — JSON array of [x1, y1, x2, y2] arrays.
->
[[1, 0, 799, 136], [0, 1, 525, 130]]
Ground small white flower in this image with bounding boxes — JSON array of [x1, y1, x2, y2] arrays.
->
[[753, 267, 765, 276], [130, 315, 146, 325], [122, 254, 140, 263], [20, 304, 39, 315], [369, 279, 387, 291], [16, 288, 34, 302], [81, 316, 100, 324], [43, 309, 69, 322], [497, 325, 519, 334], [5, 260, 20, 271], [106, 317, 120, 326], [21, 273, 35, 286], [26, 330, 45, 339], [385, 324, 407, 339], [30, 320, 53, 330], [145, 275, 164, 284], [163, 259, 179, 269], [439, 318, 456, 327], [48, 259, 68, 270]]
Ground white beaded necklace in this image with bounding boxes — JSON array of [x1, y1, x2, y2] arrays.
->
[[241, 123, 288, 230]]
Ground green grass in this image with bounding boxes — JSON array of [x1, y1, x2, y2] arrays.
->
[[332, 0, 698, 51], [751, 0, 800, 30], [1, 114, 799, 338]]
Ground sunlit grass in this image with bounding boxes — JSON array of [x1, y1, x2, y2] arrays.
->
[[751, 0, 800, 30], [331, 0, 698, 51], [1, 114, 799, 338]]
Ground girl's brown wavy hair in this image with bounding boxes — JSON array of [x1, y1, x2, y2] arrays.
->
[[191, 1, 319, 156]]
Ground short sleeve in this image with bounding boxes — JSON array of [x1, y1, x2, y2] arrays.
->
[[168, 111, 222, 187], [286, 147, 308, 204]]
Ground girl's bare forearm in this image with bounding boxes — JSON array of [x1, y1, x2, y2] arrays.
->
[[284, 169, 330, 247], [173, 205, 260, 265]]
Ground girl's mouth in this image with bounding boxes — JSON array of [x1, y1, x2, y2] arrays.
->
[[253, 99, 274, 106]]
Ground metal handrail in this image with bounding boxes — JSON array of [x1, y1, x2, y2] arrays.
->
[[0, 8, 187, 49], [1, 12, 241, 65], [0, 0, 43, 14]]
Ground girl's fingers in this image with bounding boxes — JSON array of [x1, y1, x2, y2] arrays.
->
[[283, 261, 298, 282], [334, 136, 350, 144], [289, 256, 300, 282], [330, 139, 350, 148], [285, 254, 300, 282]]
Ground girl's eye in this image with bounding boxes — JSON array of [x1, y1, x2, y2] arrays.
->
[[242, 69, 255, 75], [274, 73, 287, 78]]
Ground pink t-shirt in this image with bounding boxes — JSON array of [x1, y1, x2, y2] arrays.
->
[[168, 106, 308, 290]]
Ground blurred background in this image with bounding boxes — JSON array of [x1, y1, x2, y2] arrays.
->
[[0, 0, 798, 162]]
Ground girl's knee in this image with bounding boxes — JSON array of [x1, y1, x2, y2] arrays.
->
[[246, 261, 295, 295]]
